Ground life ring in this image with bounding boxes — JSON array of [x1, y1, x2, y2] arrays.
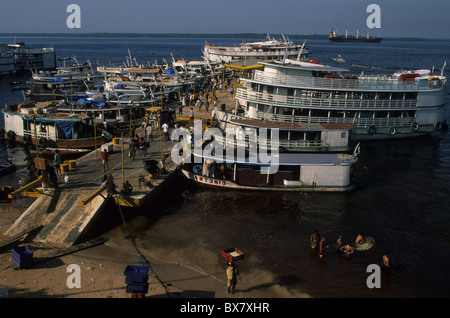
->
[[6, 130, 16, 141], [22, 135, 30, 144], [410, 122, 420, 131], [388, 127, 396, 136], [433, 121, 442, 130], [367, 126, 377, 135], [38, 137, 47, 147]]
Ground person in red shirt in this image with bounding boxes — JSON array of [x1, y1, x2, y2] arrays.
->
[[102, 149, 110, 172]]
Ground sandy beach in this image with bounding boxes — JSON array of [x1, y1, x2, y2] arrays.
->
[[0, 195, 234, 299]]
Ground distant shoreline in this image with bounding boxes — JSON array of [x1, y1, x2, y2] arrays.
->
[[0, 32, 449, 42]]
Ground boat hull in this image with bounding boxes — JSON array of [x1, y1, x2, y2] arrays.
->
[[181, 169, 354, 192]]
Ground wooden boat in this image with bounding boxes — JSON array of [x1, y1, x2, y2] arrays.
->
[[29, 147, 91, 160], [2, 103, 106, 149], [181, 145, 358, 192]]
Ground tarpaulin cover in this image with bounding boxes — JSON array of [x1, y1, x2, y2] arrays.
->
[[24, 118, 75, 139], [92, 101, 107, 108]]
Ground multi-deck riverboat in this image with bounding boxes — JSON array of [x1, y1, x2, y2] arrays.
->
[[217, 58, 446, 140], [204, 34, 311, 64]]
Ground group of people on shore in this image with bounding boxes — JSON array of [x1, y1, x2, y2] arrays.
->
[[309, 229, 392, 271]]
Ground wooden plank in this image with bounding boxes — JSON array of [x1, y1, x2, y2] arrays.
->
[[80, 186, 107, 206], [33, 237, 108, 263], [0, 226, 43, 252]]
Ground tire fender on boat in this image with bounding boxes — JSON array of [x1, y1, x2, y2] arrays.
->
[[22, 135, 30, 144], [410, 122, 420, 131], [434, 121, 442, 130], [387, 127, 396, 136], [6, 130, 16, 141], [367, 126, 377, 135], [38, 137, 47, 147]]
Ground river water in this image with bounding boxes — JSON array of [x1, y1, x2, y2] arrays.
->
[[1, 36, 449, 298]]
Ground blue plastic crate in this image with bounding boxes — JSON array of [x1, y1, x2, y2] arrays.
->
[[126, 283, 149, 294], [11, 246, 33, 269], [124, 265, 149, 282], [125, 275, 149, 284]]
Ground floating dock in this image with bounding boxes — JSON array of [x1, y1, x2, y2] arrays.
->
[[4, 127, 179, 248], [2, 83, 237, 249]]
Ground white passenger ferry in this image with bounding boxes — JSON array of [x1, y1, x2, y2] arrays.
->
[[204, 34, 311, 64], [217, 58, 447, 140]]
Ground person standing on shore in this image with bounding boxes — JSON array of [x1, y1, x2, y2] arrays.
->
[[226, 260, 240, 295], [54, 150, 61, 176]]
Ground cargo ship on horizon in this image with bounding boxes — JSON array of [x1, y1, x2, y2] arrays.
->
[[329, 29, 382, 43]]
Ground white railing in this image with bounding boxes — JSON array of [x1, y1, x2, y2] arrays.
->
[[24, 129, 56, 140], [252, 70, 445, 91], [214, 134, 323, 150], [236, 88, 418, 110], [254, 111, 416, 128]]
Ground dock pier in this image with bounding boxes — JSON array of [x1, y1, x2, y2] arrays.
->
[[4, 128, 178, 248], [2, 80, 238, 249]]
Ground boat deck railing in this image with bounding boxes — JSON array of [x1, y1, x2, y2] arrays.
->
[[23, 129, 55, 140], [254, 111, 416, 128], [236, 87, 418, 110], [214, 134, 323, 150], [252, 70, 445, 91]]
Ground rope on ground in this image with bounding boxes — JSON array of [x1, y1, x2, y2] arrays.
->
[[112, 194, 172, 296]]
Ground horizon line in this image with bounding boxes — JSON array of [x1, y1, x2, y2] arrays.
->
[[1, 32, 449, 42]]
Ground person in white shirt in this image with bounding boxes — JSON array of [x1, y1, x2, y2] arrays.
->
[[162, 122, 169, 141]]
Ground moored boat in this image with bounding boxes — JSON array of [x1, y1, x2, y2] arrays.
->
[[204, 34, 312, 64], [218, 58, 447, 140], [181, 147, 358, 192], [2, 103, 106, 149]]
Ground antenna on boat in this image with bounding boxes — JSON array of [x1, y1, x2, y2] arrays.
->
[[297, 40, 307, 61], [441, 61, 447, 77]]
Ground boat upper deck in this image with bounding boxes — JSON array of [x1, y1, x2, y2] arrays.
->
[[197, 150, 356, 166], [247, 60, 446, 92], [229, 118, 355, 131]]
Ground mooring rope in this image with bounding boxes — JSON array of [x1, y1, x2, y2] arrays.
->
[[112, 194, 172, 296]]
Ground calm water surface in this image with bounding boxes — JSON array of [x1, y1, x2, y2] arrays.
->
[[1, 36, 449, 298]]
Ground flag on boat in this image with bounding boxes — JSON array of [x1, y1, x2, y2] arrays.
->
[[352, 142, 361, 159]]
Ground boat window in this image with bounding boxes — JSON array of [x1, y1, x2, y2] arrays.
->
[[391, 92, 403, 100], [279, 130, 289, 140], [377, 93, 390, 100], [287, 89, 294, 96], [294, 108, 310, 116], [374, 111, 388, 118], [282, 108, 293, 115], [405, 92, 418, 100], [329, 110, 344, 118], [389, 111, 402, 118], [290, 131, 305, 141], [305, 131, 321, 141], [310, 109, 328, 117], [267, 86, 274, 94], [360, 111, 374, 118]]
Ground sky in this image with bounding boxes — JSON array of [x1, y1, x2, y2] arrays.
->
[[0, 0, 449, 39]]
